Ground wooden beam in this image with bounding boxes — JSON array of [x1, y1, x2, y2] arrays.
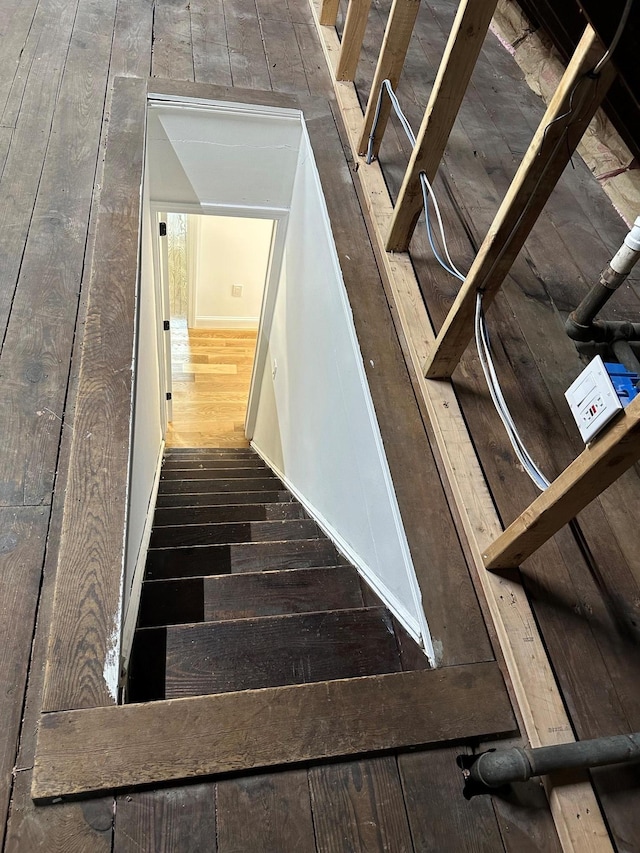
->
[[423, 25, 616, 379], [319, 0, 340, 26], [356, 0, 421, 158], [484, 396, 640, 570], [41, 77, 147, 712], [307, 3, 614, 849], [32, 664, 515, 801], [385, 0, 498, 250], [336, 0, 372, 82]]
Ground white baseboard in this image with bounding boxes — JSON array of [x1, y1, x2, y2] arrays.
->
[[250, 442, 427, 649], [120, 440, 165, 682], [195, 315, 259, 330]]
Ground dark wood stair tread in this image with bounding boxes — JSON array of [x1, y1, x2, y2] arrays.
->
[[137, 566, 364, 627], [161, 466, 271, 481], [165, 606, 402, 698], [148, 518, 320, 549], [145, 538, 340, 579], [156, 490, 293, 508], [152, 502, 304, 528], [158, 477, 282, 495], [162, 458, 267, 470]]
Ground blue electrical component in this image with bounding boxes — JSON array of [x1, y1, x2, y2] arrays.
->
[[605, 362, 640, 407]]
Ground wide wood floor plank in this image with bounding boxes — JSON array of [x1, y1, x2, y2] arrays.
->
[[217, 770, 315, 853], [399, 746, 506, 852], [151, 0, 194, 82], [0, 0, 117, 507], [0, 508, 48, 840], [0, 0, 79, 341], [115, 784, 216, 853], [110, 0, 155, 78], [309, 756, 414, 853], [191, 0, 233, 86], [224, 0, 272, 90], [33, 663, 516, 801]]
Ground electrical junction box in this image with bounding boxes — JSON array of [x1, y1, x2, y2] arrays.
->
[[565, 355, 623, 444], [604, 362, 639, 408]]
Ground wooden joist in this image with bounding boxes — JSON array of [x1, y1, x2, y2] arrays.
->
[[484, 395, 640, 569], [357, 0, 421, 158], [423, 24, 616, 379], [32, 664, 515, 802], [336, 0, 372, 82], [385, 0, 498, 250], [307, 2, 614, 850], [319, 0, 340, 27]]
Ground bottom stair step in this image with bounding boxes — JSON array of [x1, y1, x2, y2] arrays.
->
[[33, 663, 516, 802], [128, 607, 401, 701], [137, 566, 365, 628]]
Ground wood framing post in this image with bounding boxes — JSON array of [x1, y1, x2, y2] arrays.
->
[[423, 25, 616, 379], [484, 396, 640, 570], [336, 0, 372, 82], [319, 0, 341, 26], [357, 0, 421, 158], [385, 0, 498, 250]]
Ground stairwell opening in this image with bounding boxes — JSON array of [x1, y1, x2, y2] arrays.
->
[[122, 92, 434, 670]]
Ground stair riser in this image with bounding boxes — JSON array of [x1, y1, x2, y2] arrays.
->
[[145, 540, 340, 579], [152, 503, 304, 527], [149, 519, 320, 549], [156, 491, 293, 508], [161, 467, 269, 481], [138, 567, 363, 627], [158, 478, 281, 495]]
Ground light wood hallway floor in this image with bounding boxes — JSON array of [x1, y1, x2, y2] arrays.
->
[[166, 322, 257, 448]]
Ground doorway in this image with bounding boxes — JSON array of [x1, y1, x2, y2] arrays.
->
[[160, 212, 277, 448]]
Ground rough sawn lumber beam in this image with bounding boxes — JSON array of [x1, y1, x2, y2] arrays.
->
[[32, 665, 514, 801], [423, 24, 616, 379], [385, 0, 498, 250], [484, 395, 640, 569]]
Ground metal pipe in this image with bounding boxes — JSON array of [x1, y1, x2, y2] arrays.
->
[[612, 339, 640, 382], [565, 216, 640, 342], [468, 733, 640, 788]]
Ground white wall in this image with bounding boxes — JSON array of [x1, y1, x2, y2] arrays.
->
[[147, 105, 302, 210], [125, 176, 164, 606], [251, 129, 431, 652], [193, 216, 273, 329]]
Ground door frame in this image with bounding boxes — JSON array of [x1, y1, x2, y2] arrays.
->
[[150, 201, 288, 441]]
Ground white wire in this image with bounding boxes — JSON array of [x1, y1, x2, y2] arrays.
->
[[365, 78, 550, 491], [419, 173, 466, 281]]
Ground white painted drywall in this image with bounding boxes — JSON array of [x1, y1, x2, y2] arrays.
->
[[125, 176, 164, 606], [141, 99, 431, 654], [251, 129, 431, 652], [147, 105, 302, 210], [193, 216, 273, 329]]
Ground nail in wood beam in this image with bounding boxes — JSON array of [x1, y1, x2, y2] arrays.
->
[[484, 396, 640, 570], [423, 25, 616, 379], [385, 0, 498, 250], [357, 0, 421, 158], [320, 0, 340, 26], [336, 0, 373, 82]]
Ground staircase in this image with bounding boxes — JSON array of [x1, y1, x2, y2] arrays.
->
[[128, 446, 422, 703]]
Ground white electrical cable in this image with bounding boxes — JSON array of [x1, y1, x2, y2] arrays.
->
[[367, 79, 550, 491]]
